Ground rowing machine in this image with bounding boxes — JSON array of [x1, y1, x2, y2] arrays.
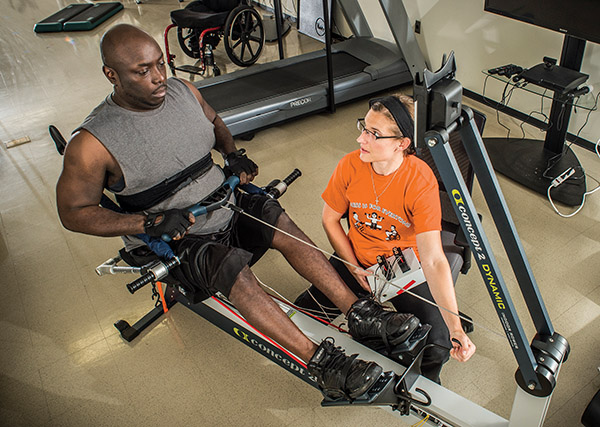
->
[[96, 54, 569, 425]]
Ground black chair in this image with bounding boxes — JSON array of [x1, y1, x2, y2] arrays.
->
[[49, 125, 67, 155], [582, 388, 600, 427], [165, 0, 265, 78]]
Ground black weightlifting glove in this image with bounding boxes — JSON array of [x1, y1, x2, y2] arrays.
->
[[224, 149, 258, 177], [144, 209, 193, 239]]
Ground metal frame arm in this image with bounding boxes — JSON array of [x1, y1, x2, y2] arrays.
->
[[424, 119, 540, 391], [458, 112, 554, 336], [415, 54, 569, 397]]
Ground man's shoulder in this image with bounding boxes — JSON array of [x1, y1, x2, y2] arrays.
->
[[66, 129, 106, 158], [77, 97, 115, 131], [168, 77, 197, 98]]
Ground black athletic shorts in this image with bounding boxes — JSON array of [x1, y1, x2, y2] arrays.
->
[[125, 192, 284, 302]]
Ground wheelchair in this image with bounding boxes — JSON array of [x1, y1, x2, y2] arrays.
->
[[164, 0, 265, 78]]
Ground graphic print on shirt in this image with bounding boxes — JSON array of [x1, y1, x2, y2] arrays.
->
[[385, 224, 400, 241], [352, 211, 364, 230], [365, 212, 384, 230], [350, 201, 411, 244]]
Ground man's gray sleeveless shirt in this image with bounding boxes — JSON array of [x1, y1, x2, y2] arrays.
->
[[77, 77, 233, 249]]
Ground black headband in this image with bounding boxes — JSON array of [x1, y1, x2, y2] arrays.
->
[[369, 96, 414, 142]]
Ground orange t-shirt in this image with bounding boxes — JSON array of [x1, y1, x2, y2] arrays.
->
[[322, 150, 441, 267]]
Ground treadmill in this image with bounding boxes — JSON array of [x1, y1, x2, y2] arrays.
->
[[193, 0, 426, 138]]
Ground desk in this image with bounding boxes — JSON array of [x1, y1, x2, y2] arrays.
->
[[481, 69, 592, 206]]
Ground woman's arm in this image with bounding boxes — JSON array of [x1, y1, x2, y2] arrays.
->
[[322, 203, 371, 291], [416, 230, 476, 362]]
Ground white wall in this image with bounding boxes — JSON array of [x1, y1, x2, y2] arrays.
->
[[403, 0, 600, 144], [253, 0, 298, 19]]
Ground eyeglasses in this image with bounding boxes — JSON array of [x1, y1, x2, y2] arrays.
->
[[357, 118, 401, 140]]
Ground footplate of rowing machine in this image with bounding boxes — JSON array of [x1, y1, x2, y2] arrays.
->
[[320, 371, 399, 407], [360, 324, 432, 366], [393, 324, 432, 354], [390, 324, 432, 364]]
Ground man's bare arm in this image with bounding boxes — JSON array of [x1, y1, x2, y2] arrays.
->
[[56, 130, 146, 237]]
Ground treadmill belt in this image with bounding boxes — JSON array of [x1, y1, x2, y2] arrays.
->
[[200, 52, 368, 113]]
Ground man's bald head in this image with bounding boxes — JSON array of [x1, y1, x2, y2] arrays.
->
[[99, 24, 167, 111], [101, 24, 159, 71]]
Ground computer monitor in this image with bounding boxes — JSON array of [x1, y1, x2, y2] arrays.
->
[[484, 0, 600, 45]]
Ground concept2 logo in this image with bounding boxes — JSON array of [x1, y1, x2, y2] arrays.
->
[[233, 327, 316, 382], [451, 189, 485, 261], [451, 189, 505, 310]]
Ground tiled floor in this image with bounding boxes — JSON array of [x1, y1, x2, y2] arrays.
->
[[1, 1, 599, 426]]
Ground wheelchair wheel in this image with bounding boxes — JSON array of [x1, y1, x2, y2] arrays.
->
[[177, 27, 201, 59], [224, 5, 264, 67]]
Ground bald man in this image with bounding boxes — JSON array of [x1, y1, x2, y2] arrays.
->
[[56, 24, 427, 400]]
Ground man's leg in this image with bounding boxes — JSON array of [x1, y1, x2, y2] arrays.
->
[[271, 213, 358, 313], [229, 265, 317, 361], [228, 264, 383, 398], [235, 197, 426, 358], [294, 255, 369, 321], [175, 237, 383, 398]]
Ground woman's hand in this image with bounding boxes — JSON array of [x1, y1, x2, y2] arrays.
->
[[351, 267, 372, 292]]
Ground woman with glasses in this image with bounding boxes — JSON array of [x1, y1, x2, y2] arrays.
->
[[295, 94, 476, 384]]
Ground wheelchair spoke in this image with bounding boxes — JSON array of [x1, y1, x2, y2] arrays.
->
[[224, 6, 264, 66], [243, 13, 253, 32], [177, 27, 201, 59], [240, 41, 246, 60], [244, 41, 255, 59]]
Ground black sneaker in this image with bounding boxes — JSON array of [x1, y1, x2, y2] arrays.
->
[[307, 338, 383, 400], [347, 297, 420, 348]]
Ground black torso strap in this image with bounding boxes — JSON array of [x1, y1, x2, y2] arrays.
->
[[115, 153, 214, 212]]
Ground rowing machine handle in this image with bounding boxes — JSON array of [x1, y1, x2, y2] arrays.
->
[[283, 168, 302, 186], [126, 273, 154, 294], [265, 168, 302, 199], [126, 257, 180, 294], [162, 175, 240, 242]]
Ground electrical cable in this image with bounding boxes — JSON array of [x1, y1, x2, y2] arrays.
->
[[548, 178, 600, 217], [411, 414, 430, 427], [547, 136, 600, 217], [254, 274, 340, 322], [518, 110, 549, 141], [517, 88, 552, 141], [482, 75, 521, 139], [373, 264, 385, 302], [541, 91, 598, 180], [517, 89, 551, 141]]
